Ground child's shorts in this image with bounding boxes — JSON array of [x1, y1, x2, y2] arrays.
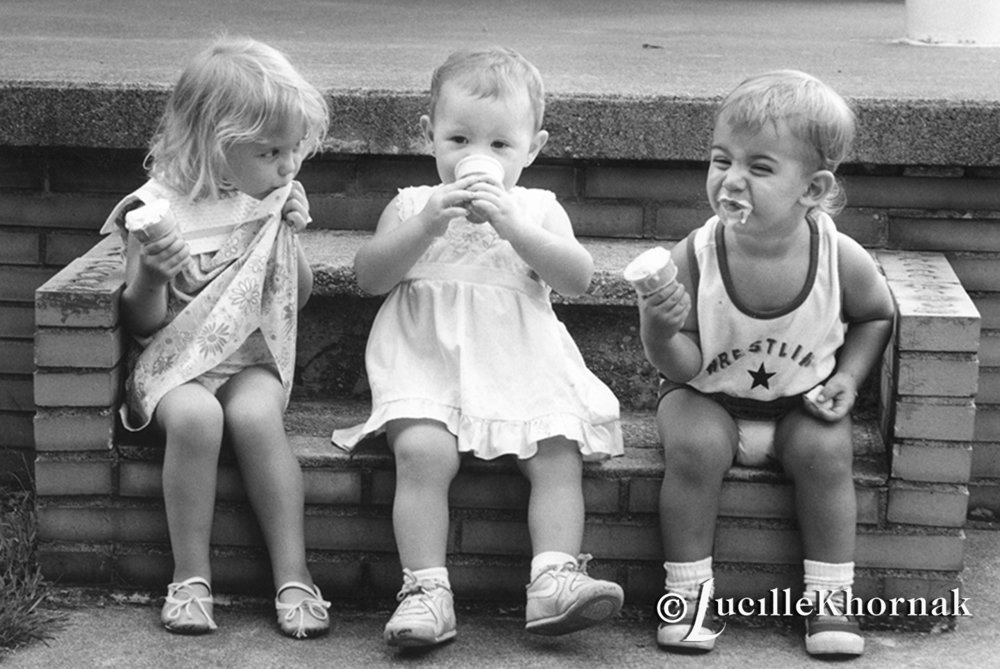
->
[[659, 379, 803, 468], [734, 419, 778, 467]]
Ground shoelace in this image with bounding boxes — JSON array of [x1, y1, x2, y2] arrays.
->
[[395, 569, 449, 602], [540, 553, 591, 577], [278, 595, 332, 639], [397, 570, 422, 601], [527, 553, 595, 591], [165, 581, 218, 630]]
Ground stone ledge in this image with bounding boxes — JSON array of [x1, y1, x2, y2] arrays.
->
[[306, 229, 663, 305], [3, 84, 1000, 166]]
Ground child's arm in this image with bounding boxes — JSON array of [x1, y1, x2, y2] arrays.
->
[[806, 236, 895, 421], [354, 179, 477, 295], [282, 181, 314, 310], [120, 230, 190, 338], [637, 239, 702, 382], [294, 242, 313, 310], [468, 183, 592, 296], [508, 200, 593, 296]]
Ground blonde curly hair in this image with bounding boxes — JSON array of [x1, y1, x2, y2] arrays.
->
[[147, 36, 329, 201]]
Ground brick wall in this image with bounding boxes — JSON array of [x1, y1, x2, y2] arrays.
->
[[3, 146, 998, 516]]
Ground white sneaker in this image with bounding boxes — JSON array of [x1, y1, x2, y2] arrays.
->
[[524, 554, 624, 635], [656, 597, 721, 653], [383, 569, 457, 647]]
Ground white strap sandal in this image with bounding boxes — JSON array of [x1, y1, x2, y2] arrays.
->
[[161, 576, 218, 634], [275, 581, 331, 639]]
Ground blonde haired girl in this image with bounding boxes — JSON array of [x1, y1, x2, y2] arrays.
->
[[101, 36, 330, 639]]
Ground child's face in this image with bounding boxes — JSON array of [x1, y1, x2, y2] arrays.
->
[[222, 120, 306, 200], [707, 116, 821, 230], [422, 81, 546, 190]]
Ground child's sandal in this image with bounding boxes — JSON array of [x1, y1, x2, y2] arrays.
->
[[275, 581, 331, 639], [161, 576, 218, 634]]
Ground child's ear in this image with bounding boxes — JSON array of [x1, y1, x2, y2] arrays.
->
[[420, 115, 434, 145], [525, 129, 549, 167], [801, 170, 835, 207]]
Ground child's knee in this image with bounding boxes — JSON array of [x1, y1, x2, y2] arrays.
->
[[518, 437, 583, 483], [158, 387, 224, 443], [781, 432, 853, 481], [390, 422, 459, 477], [662, 429, 735, 481], [529, 437, 581, 466], [223, 396, 281, 434]]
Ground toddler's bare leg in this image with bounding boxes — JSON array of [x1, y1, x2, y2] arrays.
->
[[776, 410, 856, 562], [157, 382, 224, 585], [658, 390, 738, 562], [218, 366, 311, 587], [387, 419, 459, 569], [517, 436, 584, 554]]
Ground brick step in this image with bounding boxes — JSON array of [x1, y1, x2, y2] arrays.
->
[[295, 230, 881, 412], [35, 528, 965, 607], [37, 399, 969, 606], [110, 398, 889, 510], [33, 232, 979, 609], [969, 477, 1000, 522], [302, 229, 646, 305], [297, 231, 656, 410]]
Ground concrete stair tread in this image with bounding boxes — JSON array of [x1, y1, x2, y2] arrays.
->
[[114, 397, 888, 487], [303, 229, 664, 305]]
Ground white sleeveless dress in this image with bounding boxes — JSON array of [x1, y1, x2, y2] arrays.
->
[[332, 185, 623, 461]]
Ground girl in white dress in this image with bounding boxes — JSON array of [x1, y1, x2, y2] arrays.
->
[[333, 47, 624, 648]]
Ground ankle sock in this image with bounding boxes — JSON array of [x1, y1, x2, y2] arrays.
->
[[410, 566, 450, 590], [803, 559, 854, 600], [530, 551, 577, 581], [663, 556, 713, 601]]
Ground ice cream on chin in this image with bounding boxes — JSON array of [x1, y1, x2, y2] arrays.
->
[[455, 155, 505, 223], [718, 194, 753, 225], [125, 198, 176, 243], [623, 246, 678, 298]]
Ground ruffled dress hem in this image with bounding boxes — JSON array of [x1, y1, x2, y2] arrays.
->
[[331, 398, 623, 462]]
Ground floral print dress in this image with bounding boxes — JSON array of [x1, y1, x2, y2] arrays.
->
[[101, 180, 300, 431]]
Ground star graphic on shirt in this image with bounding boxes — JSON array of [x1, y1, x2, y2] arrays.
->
[[748, 363, 776, 390]]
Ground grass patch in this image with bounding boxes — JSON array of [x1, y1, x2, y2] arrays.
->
[[0, 490, 67, 652]]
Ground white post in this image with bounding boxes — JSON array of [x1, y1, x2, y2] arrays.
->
[[906, 0, 1000, 45]]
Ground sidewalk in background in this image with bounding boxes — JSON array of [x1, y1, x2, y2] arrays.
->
[[2, 0, 998, 101]]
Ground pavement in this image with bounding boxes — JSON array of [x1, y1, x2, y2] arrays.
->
[[2, 0, 998, 100], [1, 528, 997, 668], [3, 1, 1000, 667], [2, 0, 1000, 164]]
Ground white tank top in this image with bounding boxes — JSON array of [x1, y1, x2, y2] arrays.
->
[[686, 212, 845, 419]]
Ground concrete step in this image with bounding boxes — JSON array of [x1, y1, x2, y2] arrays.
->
[[294, 230, 882, 413], [36, 398, 916, 605], [112, 398, 889, 504], [297, 231, 660, 410], [32, 232, 973, 610]]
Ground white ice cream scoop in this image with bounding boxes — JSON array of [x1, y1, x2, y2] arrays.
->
[[125, 198, 176, 243], [623, 246, 678, 298]]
